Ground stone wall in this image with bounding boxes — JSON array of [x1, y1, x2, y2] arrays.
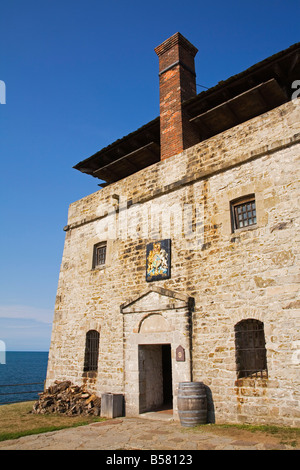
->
[[46, 99, 300, 426]]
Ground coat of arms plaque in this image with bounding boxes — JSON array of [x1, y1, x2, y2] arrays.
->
[[146, 239, 171, 282]]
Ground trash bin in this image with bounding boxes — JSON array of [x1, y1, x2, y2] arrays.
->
[[101, 393, 124, 419]]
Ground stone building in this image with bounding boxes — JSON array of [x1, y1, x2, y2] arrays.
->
[[46, 33, 300, 426]]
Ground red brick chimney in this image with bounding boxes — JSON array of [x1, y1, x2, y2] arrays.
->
[[155, 32, 199, 160]]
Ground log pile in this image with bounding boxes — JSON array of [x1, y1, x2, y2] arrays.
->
[[32, 380, 101, 416]]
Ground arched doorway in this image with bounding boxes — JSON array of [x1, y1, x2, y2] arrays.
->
[[121, 286, 194, 419]]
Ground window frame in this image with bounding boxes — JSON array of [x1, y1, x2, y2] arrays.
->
[[230, 195, 257, 232], [83, 330, 100, 373], [234, 319, 268, 379], [92, 241, 107, 269]]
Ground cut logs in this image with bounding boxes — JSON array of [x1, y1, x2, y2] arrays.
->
[[32, 380, 101, 416]]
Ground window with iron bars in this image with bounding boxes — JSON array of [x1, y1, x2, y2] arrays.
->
[[231, 196, 257, 231], [234, 319, 268, 379], [83, 330, 100, 372], [93, 242, 107, 268]]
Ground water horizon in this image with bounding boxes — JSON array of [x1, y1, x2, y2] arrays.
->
[[0, 351, 49, 404]]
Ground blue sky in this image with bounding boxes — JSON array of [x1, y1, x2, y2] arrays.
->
[[0, 0, 299, 351]]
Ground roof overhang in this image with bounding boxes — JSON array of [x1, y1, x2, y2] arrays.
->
[[189, 78, 287, 139], [74, 42, 300, 186], [74, 118, 160, 186]]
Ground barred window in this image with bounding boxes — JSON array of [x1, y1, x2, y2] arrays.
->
[[231, 196, 256, 231], [235, 319, 267, 378], [93, 242, 107, 268], [83, 330, 100, 372]]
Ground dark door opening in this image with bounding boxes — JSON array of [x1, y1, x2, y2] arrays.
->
[[138, 344, 173, 413], [162, 344, 172, 408]]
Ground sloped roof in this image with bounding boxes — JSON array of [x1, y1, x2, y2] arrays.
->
[[74, 42, 300, 186]]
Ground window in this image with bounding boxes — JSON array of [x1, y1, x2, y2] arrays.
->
[[93, 242, 107, 268], [231, 196, 256, 231], [83, 330, 100, 372], [234, 319, 268, 378]]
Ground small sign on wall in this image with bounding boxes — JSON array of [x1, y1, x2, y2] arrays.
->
[[176, 345, 185, 362]]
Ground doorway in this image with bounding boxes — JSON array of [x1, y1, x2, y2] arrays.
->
[[138, 344, 173, 413]]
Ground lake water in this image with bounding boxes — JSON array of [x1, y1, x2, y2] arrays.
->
[[0, 351, 48, 404]]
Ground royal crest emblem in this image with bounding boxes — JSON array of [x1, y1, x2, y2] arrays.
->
[[146, 239, 171, 282]]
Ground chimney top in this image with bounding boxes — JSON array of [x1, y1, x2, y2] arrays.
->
[[155, 32, 198, 58], [155, 33, 199, 160]]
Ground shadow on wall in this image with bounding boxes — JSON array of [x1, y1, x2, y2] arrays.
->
[[204, 385, 215, 424]]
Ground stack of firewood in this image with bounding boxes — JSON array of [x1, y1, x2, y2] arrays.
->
[[32, 380, 101, 416]]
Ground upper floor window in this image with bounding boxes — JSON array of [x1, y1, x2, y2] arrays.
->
[[234, 319, 267, 379], [93, 242, 107, 268], [231, 195, 256, 231]]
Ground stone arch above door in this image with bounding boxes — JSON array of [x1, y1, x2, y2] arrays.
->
[[138, 313, 172, 334]]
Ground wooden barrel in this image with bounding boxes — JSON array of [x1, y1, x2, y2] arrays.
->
[[177, 382, 207, 427]]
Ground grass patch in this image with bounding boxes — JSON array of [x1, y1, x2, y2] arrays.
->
[[0, 401, 104, 442], [188, 422, 300, 447]]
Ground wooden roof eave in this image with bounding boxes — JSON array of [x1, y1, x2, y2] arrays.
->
[[92, 141, 160, 182], [189, 79, 288, 137]]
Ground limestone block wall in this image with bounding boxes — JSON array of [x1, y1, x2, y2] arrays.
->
[[190, 141, 300, 426], [46, 99, 300, 426]]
